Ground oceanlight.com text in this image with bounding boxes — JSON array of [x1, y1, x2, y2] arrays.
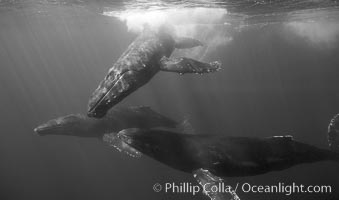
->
[[153, 182, 332, 196], [242, 182, 332, 196]]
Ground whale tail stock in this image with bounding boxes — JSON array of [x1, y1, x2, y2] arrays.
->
[[290, 113, 339, 163], [328, 114, 339, 153]]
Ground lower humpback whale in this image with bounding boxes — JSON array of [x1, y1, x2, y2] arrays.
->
[[34, 106, 179, 156], [118, 128, 339, 177]]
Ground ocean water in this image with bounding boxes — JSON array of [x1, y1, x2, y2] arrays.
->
[[1, 0, 339, 200]]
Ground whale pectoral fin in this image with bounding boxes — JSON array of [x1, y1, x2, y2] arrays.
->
[[174, 37, 203, 49], [159, 57, 221, 75], [102, 133, 142, 158], [193, 168, 241, 200]]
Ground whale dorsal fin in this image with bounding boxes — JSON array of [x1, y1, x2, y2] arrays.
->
[[270, 135, 294, 141], [130, 105, 153, 113], [177, 116, 195, 135]]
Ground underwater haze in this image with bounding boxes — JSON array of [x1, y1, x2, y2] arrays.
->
[[1, 0, 339, 200]]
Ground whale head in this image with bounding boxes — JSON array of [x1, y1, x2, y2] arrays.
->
[[34, 114, 92, 137]]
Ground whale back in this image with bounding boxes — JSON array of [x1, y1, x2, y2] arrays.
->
[[120, 129, 339, 177], [94, 106, 179, 133]]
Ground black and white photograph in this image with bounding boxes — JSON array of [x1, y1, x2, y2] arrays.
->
[[1, 0, 339, 200]]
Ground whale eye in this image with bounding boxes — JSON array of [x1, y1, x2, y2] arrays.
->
[[153, 146, 160, 152], [63, 115, 79, 122]]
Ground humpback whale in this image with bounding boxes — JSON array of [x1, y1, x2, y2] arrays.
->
[[118, 128, 339, 177], [87, 27, 221, 118], [34, 106, 179, 156]]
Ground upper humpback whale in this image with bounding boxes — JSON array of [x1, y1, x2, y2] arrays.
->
[[118, 128, 339, 177], [87, 27, 221, 118], [34, 106, 179, 156]]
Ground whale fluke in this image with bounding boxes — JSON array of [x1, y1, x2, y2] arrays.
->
[[328, 113, 339, 152]]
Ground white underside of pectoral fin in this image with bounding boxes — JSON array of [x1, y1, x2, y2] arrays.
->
[[193, 168, 241, 200], [159, 56, 221, 74]]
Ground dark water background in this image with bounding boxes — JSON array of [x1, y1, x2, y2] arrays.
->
[[1, 0, 339, 200]]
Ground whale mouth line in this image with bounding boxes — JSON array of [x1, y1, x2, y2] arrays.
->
[[34, 124, 64, 135], [88, 83, 116, 113], [88, 72, 127, 115]]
